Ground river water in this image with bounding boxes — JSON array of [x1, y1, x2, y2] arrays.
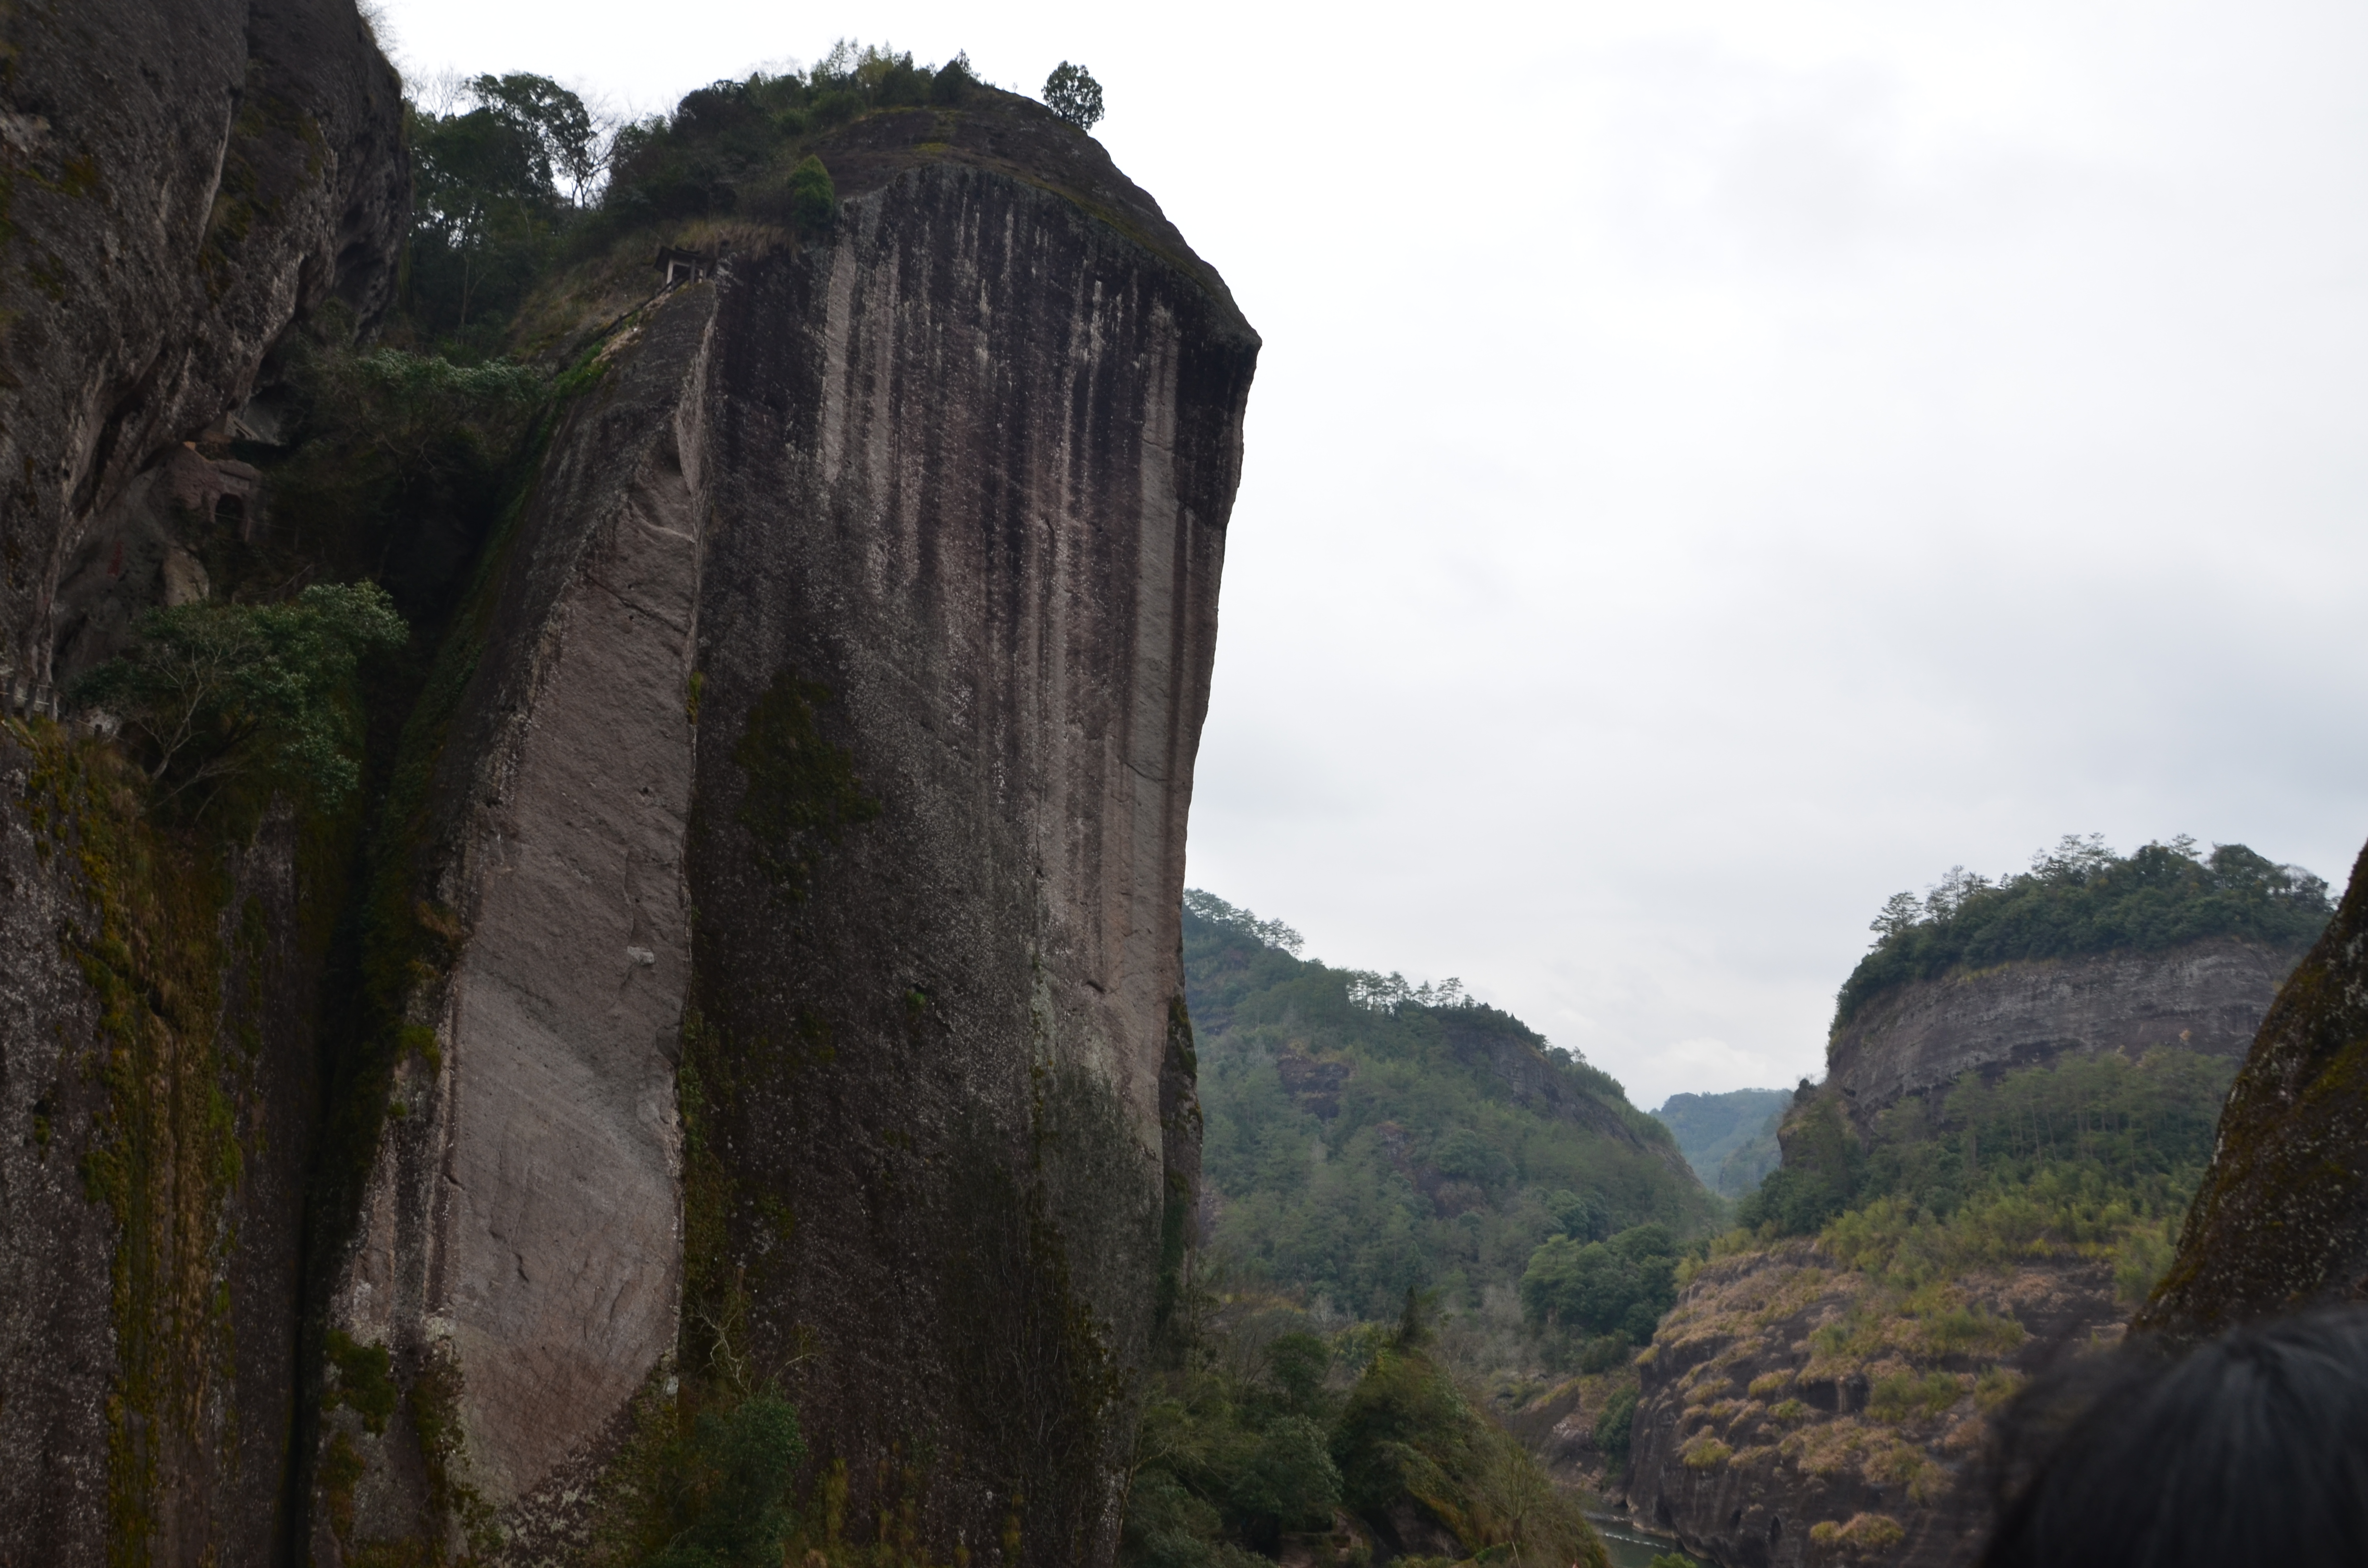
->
[[1579, 1494, 1699, 1568]]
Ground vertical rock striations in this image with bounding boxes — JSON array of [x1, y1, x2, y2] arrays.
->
[[2142, 837, 2368, 1337], [318, 101, 1257, 1564], [1824, 936, 2306, 1134]]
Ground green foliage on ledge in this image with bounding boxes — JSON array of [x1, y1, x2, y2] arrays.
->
[[72, 583, 406, 816], [1836, 835, 2330, 1030]]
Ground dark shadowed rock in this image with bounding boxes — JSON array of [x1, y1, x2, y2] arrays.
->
[[2142, 838, 2368, 1337], [0, 0, 406, 706]]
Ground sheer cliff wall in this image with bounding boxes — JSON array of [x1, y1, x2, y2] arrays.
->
[[1825, 936, 2304, 1132], [0, 3, 403, 1563], [315, 105, 1255, 1565], [0, 0, 405, 707]]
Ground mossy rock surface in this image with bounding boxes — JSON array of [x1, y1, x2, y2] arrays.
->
[[2143, 836, 2368, 1335]]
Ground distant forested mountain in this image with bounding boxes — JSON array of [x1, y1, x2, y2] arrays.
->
[[1183, 891, 1714, 1319], [1653, 1088, 1792, 1197], [1837, 835, 2329, 1028]]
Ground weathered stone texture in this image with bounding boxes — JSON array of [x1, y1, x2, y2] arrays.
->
[[1827, 936, 2304, 1130], [321, 100, 1255, 1565], [684, 143, 1252, 1562], [2142, 838, 2368, 1337], [321, 284, 717, 1556], [0, 732, 335, 1566], [0, 0, 406, 704]]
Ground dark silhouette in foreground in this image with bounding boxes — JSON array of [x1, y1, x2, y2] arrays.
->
[[1983, 1309, 2368, 1568]]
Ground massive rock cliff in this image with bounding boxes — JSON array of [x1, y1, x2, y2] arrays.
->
[[0, 3, 403, 1564], [1825, 935, 2304, 1132], [0, 0, 406, 708], [315, 102, 1255, 1564], [2142, 838, 2368, 1337]]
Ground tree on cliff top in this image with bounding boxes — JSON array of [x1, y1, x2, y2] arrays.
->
[[1835, 835, 2331, 1029], [1044, 61, 1105, 130]]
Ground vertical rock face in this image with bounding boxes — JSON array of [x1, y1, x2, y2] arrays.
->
[[321, 104, 1256, 1565], [0, 2, 402, 1562], [320, 284, 720, 1556], [1825, 936, 2305, 1132], [0, 0, 406, 705], [2142, 838, 2368, 1337], [687, 147, 1252, 1562]]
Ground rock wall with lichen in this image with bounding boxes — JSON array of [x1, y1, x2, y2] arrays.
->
[[0, 0, 406, 707], [2141, 837, 2368, 1337], [310, 99, 1255, 1565], [0, 2, 403, 1562]]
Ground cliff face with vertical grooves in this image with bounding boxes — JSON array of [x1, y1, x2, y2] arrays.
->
[[2142, 838, 2368, 1338], [0, 3, 404, 1563], [1825, 936, 2305, 1134], [315, 102, 1255, 1564]]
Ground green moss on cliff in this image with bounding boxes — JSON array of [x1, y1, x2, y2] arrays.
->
[[2141, 836, 2368, 1335], [10, 719, 291, 1563]]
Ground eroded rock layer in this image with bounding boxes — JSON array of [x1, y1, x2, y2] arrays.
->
[[1826, 936, 2303, 1130]]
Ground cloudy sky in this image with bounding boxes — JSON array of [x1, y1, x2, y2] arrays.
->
[[382, 0, 2368, 1107]]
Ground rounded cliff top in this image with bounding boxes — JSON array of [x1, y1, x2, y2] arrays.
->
[[513, 74, 1255, 366], [808, 87, 1252, 335]]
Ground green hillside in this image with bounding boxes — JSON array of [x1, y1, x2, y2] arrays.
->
[[1652, 1089, 1791, 1198], [1184, 892, 1715, 1320], [1117, 893, 1715, 1568]]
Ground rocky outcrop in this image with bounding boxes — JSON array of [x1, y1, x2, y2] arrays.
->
[[2142, 838, 2368, 1337], [1620, 1245, 2122, 1568], [0, 0, 407, 707], [0, 3, 404, 1563], [1826, 936, 2304, 1131], [316, 99, 1255, 1565]]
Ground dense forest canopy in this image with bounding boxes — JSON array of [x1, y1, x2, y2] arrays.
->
[[1127, 895, 1697, 1568], [1834, 835, 2330, 1029]]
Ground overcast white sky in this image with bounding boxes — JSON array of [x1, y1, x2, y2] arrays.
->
[[383, 0, 2368, 1107]]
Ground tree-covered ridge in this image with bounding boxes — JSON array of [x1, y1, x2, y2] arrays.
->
[[1834, 835, 2330, 1029], [1182, 892, 1710, 1323]]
